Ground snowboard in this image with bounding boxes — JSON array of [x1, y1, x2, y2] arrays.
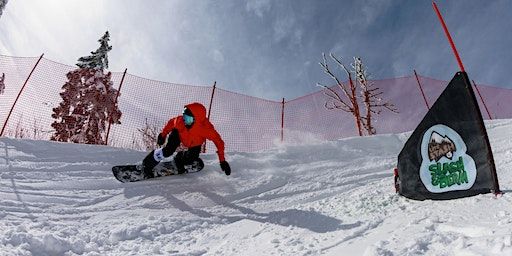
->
[[112, 158, 205, 183]]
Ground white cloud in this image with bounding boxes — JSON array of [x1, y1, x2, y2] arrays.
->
[[246, 0, 271, 18], [293, 29, 303, 46], [349, 0, 393, 28], [211, 49, 225, 64], [0, 0, 110, 64], [273, 14, 296, 43], [1, 0, 510, 101]]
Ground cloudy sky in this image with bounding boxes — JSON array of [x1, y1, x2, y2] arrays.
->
[[1, 0, 511, 101]]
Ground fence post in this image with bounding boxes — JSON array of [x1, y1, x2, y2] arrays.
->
[[202, 81, 217, 153], [105, 68, 128, 145], [207, 81, 217, 120], [281, 98, 285, 142], [1, 53, 44, 137], [414, 70, 430, 110], [472, 80, 493, 120]]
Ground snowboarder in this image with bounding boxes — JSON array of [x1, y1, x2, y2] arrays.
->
[[141, 102, 231, 178]]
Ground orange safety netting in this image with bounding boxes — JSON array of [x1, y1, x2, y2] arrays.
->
[[1, 55, 511, 153]]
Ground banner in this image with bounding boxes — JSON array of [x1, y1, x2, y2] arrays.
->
[[396, 72, 500, 200]]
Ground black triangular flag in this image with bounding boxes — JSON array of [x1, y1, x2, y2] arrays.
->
[[397, 72, 500, 200]]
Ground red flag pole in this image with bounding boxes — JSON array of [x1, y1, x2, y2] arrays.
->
[[432, 2, 502, 196], [432, 2, 465, 72], [433, 2, 501, 196]]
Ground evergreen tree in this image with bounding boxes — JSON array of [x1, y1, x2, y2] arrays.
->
[[77, 31, 112, 70], [51, 31, 122, 145]]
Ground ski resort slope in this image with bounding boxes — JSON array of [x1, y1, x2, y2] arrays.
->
[[0, 120, 511, 256]]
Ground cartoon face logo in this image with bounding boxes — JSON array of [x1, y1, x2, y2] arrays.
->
[[428, 131, 456, 162], [419, 124, 477, 193]]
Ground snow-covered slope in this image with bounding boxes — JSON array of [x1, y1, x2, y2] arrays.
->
[[1, 120, 511, 256]]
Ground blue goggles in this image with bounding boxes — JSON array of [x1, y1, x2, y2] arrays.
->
[[183, 111, 194, 125]]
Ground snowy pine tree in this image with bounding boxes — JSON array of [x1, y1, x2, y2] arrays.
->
[[51, 31, 121, 145], [77, 31, 112, 70], [0, 73, 5, 94]]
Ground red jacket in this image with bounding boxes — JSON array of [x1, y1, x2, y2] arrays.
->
[[161, 102, 225, 162]]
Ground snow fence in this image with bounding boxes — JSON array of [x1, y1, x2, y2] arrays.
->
[[0, 54, 511, 153]]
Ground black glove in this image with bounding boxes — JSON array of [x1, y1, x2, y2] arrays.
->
[[220, 161, 231, 176], [157, 133, 165, 146]]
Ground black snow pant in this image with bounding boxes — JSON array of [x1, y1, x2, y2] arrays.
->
[[142, 128, 201, 177]]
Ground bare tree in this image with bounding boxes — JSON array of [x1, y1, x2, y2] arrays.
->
[[8, 115, 27, 139], [137, 118, 160, 151], [317, 53, 363, 136], [318, 54, 397, 136], [353, 57, 398, 135], [31, 118, 48, 140]]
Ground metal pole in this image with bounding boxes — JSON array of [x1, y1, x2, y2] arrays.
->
[[1, 54, 44, 137], [472, 80, 493, 120], [414, 70, 430, 110], [281, 98, 285, 142], [432, 2, 466, 72], [203, 81, 217, 153], [105, 68, 127, 145]]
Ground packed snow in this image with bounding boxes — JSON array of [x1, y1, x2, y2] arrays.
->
[[0, 119, 511, 256]]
